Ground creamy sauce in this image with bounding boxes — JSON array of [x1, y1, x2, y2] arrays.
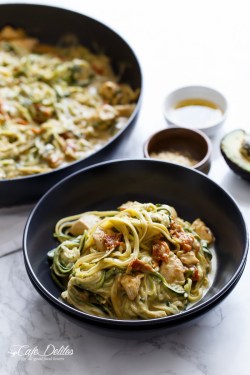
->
[[187, 244, 217, 310], [170, 98, 223, 129]]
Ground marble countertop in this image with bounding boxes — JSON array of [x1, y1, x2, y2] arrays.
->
[[0, 0, 249, 374]]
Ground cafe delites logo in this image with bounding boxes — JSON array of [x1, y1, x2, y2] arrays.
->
[[8, 344, 74, 361]]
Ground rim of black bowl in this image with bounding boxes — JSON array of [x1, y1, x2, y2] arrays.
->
[[23, 159, 249, 329], [0, 3, 143, 183]]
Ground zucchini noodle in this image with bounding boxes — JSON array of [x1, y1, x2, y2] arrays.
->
[[0, 26, 139, 179], [49, 201, 214, 320]]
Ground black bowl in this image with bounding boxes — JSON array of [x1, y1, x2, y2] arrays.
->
[[23, 159, 248, 332], [0, 4, 142, 207]]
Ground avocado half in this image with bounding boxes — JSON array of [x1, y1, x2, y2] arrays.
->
[[220, 129, 250, 182]]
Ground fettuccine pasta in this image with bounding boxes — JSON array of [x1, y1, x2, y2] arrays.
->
[[0, 26, 139, 179], [48, 201, 214, 320]]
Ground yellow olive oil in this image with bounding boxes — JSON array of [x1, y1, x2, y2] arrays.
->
[[171, 98, 223, 128]]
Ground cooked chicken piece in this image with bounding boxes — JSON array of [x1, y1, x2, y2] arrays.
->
[[42, 149, 64, 169], [10, 38, 38, 52], [0, 26, 25, 40], [120, 274, 142, 301], [69, 214, 101, 236], [93, 227, 122, 251], [160, 252, 185, 285], [170, 220, 195, 251], [114, 104, 135, 117], [63, 139, 77, 159], [93, 227, 106, 251], [97, 104, 117, 121], [178, 231, 194, 252], [192, 219, 214, 244], [179, 251, 199, 266], [152, 240, 170, 263], [99, 81, 119, 100], [104, 232, 122, 250], [91, 56, 114, 77], [127, 258, 155, 273]]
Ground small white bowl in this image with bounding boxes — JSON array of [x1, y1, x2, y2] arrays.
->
[[163, 86, 228, 137]]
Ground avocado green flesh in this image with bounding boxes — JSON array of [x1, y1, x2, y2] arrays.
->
[[221, 130, 250, 173]]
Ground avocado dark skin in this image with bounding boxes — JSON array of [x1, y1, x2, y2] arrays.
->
[[220, 129, 250, 182]]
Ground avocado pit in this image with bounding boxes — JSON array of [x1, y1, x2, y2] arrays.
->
[[220, 129, 250, 181]]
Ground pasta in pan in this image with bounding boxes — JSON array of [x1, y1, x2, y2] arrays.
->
[[0, 26, 139, 179], [48, 201, 214, 320]]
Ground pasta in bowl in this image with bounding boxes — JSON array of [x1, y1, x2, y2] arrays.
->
[[49, 201, 214, 320], [0, 4, 142, 206], [23, 159, 248, 331], [0, 26, 139, 179]]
